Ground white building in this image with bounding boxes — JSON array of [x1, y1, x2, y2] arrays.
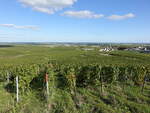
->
[[99, 47, 114, 52]]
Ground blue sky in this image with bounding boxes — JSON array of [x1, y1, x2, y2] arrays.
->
[[0, 0, 150, 42]]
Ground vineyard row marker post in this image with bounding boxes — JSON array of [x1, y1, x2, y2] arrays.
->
[[16, 76, 19, 102], [7, 71, 10, 84], [46, 73, 49, 101]]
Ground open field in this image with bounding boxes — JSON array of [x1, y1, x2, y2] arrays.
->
[[0, 44, 150, 66], [0, 44, 150, 113]]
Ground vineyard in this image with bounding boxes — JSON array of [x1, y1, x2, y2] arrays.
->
[[0, 45, 150, 113], [0, 60, 150, 113]]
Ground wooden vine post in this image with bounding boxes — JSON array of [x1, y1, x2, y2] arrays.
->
[[45, 73, 49, 101], [16, 76, 19, 102], [7, 71, 10, 84]]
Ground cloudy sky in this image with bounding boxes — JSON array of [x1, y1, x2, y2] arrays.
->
[[0, 0, 150, 42]]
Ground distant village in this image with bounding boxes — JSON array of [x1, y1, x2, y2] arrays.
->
[[124, 46, 150, 53], [82, 45, 150, 53]]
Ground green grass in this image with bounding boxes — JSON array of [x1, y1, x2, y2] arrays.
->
[[0, 83, 14, 113], [0, 81, 150, 113]]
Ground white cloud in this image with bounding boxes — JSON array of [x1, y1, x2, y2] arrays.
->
[[62, 10, 104, 19], [108, 13, 135, 20], [18, 0, 77, 14], [0, 24, 39, 30]]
